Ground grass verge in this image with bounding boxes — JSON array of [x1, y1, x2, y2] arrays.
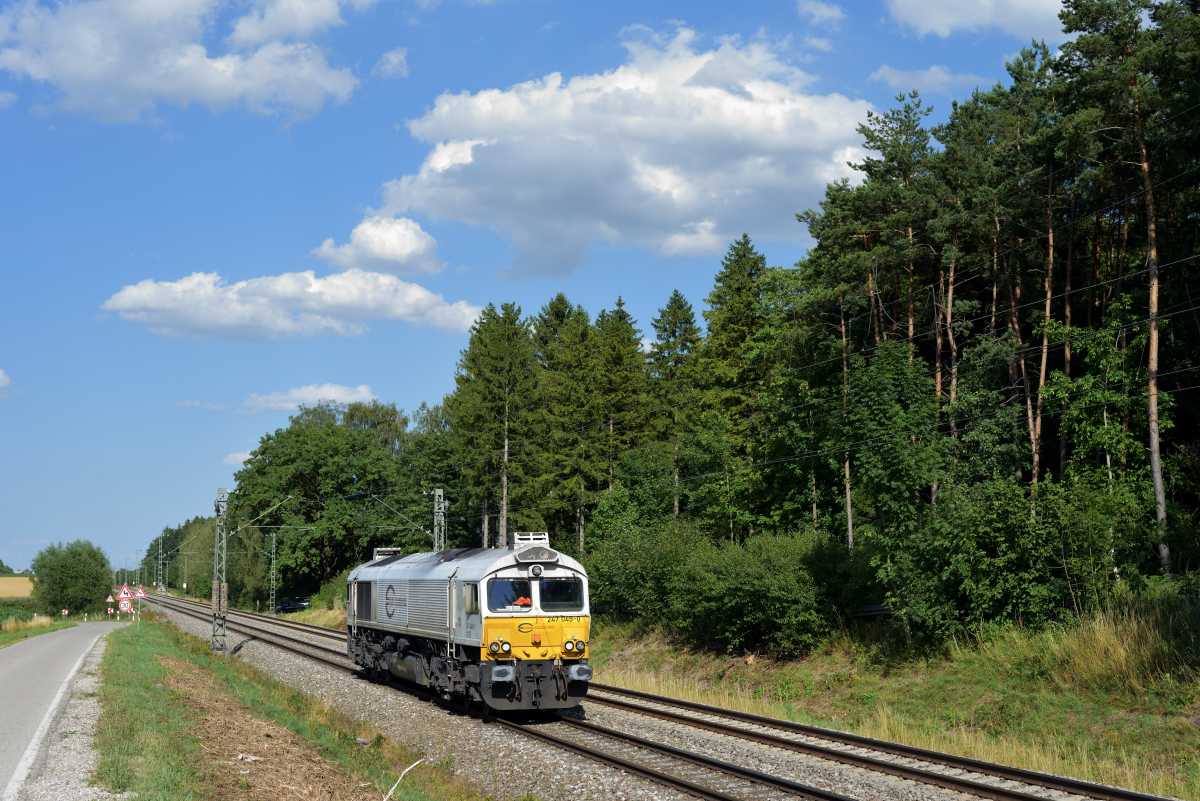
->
[[96, 614, 483, 801], [589, 605, 1200, 801], [280, 606, 347, 630], [0, 617, 76, 649]]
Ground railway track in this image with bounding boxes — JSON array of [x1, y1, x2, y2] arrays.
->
[[148, 594, 853, 801], [584, 686, 1168, 801], [149, 595, 1168, 801]]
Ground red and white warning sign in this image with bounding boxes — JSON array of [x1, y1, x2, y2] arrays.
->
[[107, 607, 114, 615], [117, 584, 133, 600], [61, 609, 68, 616], [134, 587, 147, 599], [119, 599, 132, 612]]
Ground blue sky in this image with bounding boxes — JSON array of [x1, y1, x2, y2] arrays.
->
[[0, 0, 1068, 571]]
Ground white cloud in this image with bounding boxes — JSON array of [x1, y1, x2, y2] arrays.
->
[[244, 382, 375, 412], [313, 215, 443, 274], [797, 0, 845, 27], [886, 0, 1064, 41], [0, 90, 15, 107], [0, 0, 359, 121], [803, 35, 833, 52], [177, 400, 228, 410], [382, 26, 870, 277], [372, 47, 408, 78], [869, 64, 987, 95], [229, 0, 370, 47], [222, 450, 253, 465], [101, 268, 480, 339], [0, 369, 10, 388]]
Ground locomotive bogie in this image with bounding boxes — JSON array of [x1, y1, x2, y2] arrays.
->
[[345, 534, 592, 711]]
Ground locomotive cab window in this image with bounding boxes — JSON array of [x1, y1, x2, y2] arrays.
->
[[463, 582, 480, 615], [488, 579, 532, 612], [539, 578, 584, 612]]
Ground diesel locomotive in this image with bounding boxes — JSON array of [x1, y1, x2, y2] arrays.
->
[[345, 532, 593, 711]]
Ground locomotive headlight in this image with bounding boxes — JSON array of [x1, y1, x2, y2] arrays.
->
[[531, 564, 543, 577], [576, 640, 586, 652], [564, 640, 575, 652], [501, 641, 511, 654], [489, 641, 500, 653]]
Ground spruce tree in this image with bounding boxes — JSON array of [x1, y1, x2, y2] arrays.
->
[[449, 302, 540, 547], [700, 235, 767, 537], [649, 290, 703, 518], [533, 294, 605, 551], [594, 297, 649, 492]]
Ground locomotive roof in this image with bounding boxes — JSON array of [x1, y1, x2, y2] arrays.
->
[[348, 544, 585, 583]]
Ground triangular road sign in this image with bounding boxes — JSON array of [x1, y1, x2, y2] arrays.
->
[[134, 587, 147, 598], [106, 595, 114, 603], [117, 585, 133, 600]]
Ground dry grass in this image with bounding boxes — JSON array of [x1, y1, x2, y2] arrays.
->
[[0, 577, 33, 598], [980, 598, 1200, 696], [156, 654, 379, 800], [590, 602, 1200, 801], [282, 606, 347, 630], [596, 667, 1191, 798], [1, 614, 55, 634]]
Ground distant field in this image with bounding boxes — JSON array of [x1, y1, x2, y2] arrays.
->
[[0, 577, 33, 598]]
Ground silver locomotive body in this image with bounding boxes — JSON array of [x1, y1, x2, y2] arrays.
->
[[346, 533, 593, 711]]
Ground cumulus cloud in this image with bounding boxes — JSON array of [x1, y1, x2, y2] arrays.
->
[[0, 0, 360, 120], [228, 0, 373, 47], [803, 35, 833, 52], [222, 450, 253, 465], [244, 382, 375, 412], [797, 0, 845, 27], [0, 90, 15, 107], [177, 400, 228, 410], [886, 0, 1065, 41], [869, 64, 988, 95], [372, 47, 408, 78], [0, 369, 10, 388], [101, 269, 480, 339], [313, 215, 443, 274], [381, 26, 870, 277]]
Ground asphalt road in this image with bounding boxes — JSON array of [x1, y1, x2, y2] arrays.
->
[[0, 623, 123, 800]]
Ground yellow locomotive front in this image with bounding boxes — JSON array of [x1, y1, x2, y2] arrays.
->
[[474, 545, 593, 709]]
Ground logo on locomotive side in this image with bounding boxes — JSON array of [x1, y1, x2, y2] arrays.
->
[[517, 622, 533, 633], [384, 584, 407, 619]]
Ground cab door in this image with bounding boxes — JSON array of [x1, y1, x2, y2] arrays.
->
[[459, 581, 481, 643]]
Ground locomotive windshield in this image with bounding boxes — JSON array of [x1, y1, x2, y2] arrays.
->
[[539, 578, 584, 612], [488, 578, 533, 612]]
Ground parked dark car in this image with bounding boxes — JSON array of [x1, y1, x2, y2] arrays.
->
[[275, 598, 310, 613]]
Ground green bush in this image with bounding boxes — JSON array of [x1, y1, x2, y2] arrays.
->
[[310, 566, 353, 611], [667, 533, 832, 657], [0, 605, 34, 623]]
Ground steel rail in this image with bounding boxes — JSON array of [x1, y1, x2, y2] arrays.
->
[[148, 595, 857, 801], [549, 716, 857, 801], [588, 684, 1168, 801], [152, 595, 351, 665], [158, 593, 346, 642]]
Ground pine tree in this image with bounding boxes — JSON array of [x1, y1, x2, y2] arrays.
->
[[1060, 0, 1174, 571]]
